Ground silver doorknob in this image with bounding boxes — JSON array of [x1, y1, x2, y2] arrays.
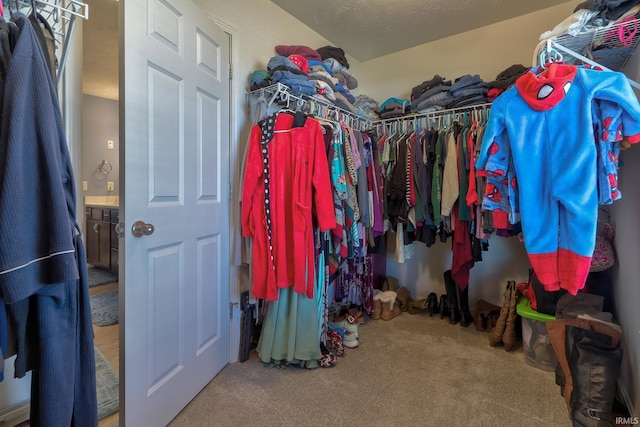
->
[[132, 220, 155, 237], [115, 223, 125, 237]]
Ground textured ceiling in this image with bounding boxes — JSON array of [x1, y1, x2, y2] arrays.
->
[[271, 0, 571, 62]]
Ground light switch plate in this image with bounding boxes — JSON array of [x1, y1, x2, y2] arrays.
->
[[107, 181, 115, 192], [82, 180, 88, 191], [107, 140, 114, 149]]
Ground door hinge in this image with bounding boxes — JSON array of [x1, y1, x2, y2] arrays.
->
[[229, 184, 233, 200], [230, 302, 239, 319], [229, 63, 233, 80]]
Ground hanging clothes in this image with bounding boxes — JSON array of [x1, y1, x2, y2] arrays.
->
[[0, 13, 97, 425], [241, 111, 336, 301], [476, 63, 640, 295], [256, 285, 323, 368], [242, 111, 337, 368]]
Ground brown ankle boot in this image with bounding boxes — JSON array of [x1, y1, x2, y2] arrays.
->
[[502, 282, 520, 351], [408, 297, 427, 314], [488, 281, 513, 346], [473, 299, 501, 332]]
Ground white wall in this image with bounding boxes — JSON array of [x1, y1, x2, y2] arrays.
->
[[614, 52, 640, 415]]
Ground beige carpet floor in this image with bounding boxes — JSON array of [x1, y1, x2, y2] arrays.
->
[[170, 311, 571, 427]]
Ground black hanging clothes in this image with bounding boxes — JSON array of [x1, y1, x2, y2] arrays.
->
[[0, 13, 97, 426]]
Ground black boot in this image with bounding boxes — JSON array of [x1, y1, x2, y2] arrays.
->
[[439, 294, 449, 319], [443, 270, 460, 324], [457, 284, 473, 328], [567, 326, 622, 427], [427, 292, 439, 317]]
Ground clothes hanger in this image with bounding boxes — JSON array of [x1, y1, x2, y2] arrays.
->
[[315, 115, 340, 134], [267, 85, 282, 109], [539, 39, 563, 69], [307, 98, 316, 116]]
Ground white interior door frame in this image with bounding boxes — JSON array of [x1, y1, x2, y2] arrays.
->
[[205, 13, 242, 364], [60, 18, 85, 234]]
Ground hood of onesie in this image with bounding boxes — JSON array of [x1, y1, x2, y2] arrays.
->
[[515, 63, 577, 111]]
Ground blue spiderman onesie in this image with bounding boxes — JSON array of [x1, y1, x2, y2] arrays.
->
[[476, 63, 640, 294]]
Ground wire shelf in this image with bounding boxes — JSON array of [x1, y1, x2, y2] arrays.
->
[[544, 17, 640, 71], [250, 83, 493, 132], [250, 83, 374, 131]]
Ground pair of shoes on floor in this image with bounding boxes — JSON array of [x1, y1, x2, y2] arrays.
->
[[407, 292, 439, 315], [329, 308, 362, 348], [488, 281, 519, 351], [372, 289, 401, 320], [378, 290, 401, 321], [318, 352, 336, 368], [344, 309, 362, 348], [326, 328, 345, 357]]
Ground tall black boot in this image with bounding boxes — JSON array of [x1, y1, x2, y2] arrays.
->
[[457, 284, 473, 328], [443, 270, 460, 325], [438, 294, 449, 319], [567, 326, 622, 427]]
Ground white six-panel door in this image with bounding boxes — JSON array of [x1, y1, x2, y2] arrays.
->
[[120, 0, 230, 424]]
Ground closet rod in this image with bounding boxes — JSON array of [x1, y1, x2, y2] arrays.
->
[[251, 83, 372, 131], [251, 84, 492, 130], [374, 102, 492, 125]]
